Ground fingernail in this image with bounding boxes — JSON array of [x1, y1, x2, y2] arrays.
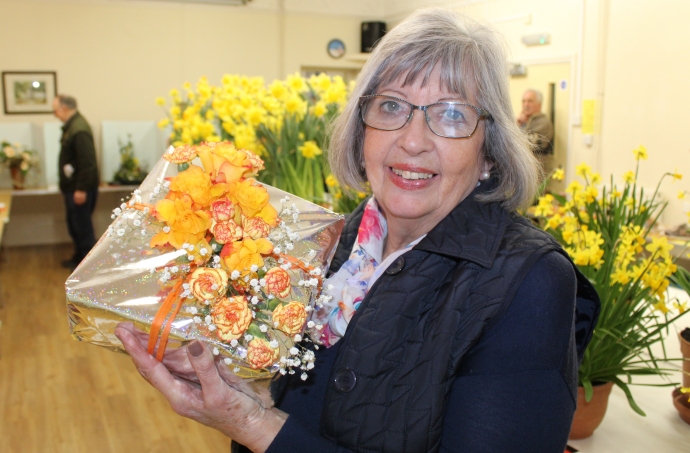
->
[[189, 341, 203, 357]]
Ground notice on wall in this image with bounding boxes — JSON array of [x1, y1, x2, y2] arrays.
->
[[582, 99, 596, 135]]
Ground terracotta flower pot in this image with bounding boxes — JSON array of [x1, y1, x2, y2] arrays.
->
[[569, 381, 614, 440], [681, 330, 690, 388], [672, 388, 690, 425]]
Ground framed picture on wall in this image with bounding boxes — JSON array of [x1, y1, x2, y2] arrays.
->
[[2, 71, 57, 114]]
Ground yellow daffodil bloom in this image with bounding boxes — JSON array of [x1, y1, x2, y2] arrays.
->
[[551, 168, 565, 180], [576, 163, 592, 178], [299, 141, 323, 159], [632, 145, 648, 160]]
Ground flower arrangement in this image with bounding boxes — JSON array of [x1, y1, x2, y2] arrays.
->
[[531, 146, 690, 415], [155, 74, 368, 211], [66, 141, 343, 380], [112, 136, 148, 185], [1, 141, 37, 173]]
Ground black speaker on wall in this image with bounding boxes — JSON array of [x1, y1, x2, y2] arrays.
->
[[361, 21, 387, 53]]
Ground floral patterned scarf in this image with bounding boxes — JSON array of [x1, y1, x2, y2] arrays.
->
[[312, 198, 423, 348]]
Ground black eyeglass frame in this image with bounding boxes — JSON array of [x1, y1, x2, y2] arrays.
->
[[359, 94, 494, 139]]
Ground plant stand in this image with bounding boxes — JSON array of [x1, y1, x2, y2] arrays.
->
[[569, 382, 614, 440]]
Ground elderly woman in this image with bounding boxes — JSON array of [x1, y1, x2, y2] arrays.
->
[[115, 7, 599, 453]]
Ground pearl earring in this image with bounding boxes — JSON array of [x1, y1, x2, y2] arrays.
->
[[481, 171, 491, 180]]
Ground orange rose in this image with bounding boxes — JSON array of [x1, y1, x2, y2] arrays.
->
[[246, 338, 279, 369], [212, 220, 244, 244], [197, 141, 252, 183], [163, 144, 197, 164], [210, 197, 234, 222], [242, 215, 271, 240], [254, 202, 279, 227], [221, 237, 273, 275], [212, 295, 252, 341], [272, 301, 307, 336], [228, 179, 270, 218], [189, 267, 228, 302], [169, 165, 224, 209], [264, 267, 291, 299], [150, 194, 211, 249]]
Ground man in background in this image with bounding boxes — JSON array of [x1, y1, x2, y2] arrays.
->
[[517, 89, 554, 176], [52, 95, 99, 270]]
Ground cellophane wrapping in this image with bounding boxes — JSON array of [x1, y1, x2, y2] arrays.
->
[[66, 148, 344, 380]]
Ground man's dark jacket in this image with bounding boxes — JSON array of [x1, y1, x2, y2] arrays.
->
[[58, 112, 99, 192]]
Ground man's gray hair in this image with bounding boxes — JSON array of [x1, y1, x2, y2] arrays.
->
[[328, 7, 539, 211], [525, 89, 543, 104], [56, 95, 78, 110]]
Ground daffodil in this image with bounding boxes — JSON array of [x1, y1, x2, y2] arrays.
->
[[299, 141, 323, 159], [632, 145, 648, 160], [551, 168, 565, 181]]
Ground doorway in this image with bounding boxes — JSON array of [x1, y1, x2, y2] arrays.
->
[[509, 62, 570, 193]]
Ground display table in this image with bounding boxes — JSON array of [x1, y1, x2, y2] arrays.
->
[[0, 190, 12, 243], [2, 184, 138, 247]]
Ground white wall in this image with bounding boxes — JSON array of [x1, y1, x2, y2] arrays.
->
[[1, 0, 689, 229]]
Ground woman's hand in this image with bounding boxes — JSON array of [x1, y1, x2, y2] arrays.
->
[[114, 323, 287, 452]]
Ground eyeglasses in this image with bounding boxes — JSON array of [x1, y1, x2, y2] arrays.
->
[[359, 94, 493, 139]]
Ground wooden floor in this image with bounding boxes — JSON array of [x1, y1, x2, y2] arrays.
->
[[0, 244, 231, 453]]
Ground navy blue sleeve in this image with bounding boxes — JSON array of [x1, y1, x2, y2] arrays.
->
[[439, 251, 578, 452]]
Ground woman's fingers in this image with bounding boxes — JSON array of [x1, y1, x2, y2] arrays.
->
[[114, 326, 201, 410], [115, 322, 199, 382]]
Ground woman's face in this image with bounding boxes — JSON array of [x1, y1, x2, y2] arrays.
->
[[363, 65, 492, 238]]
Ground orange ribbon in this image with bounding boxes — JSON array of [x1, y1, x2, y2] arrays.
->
[[147, 278, 184, 361]]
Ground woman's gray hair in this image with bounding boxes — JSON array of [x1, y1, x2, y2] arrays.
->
[[328, 7, 539, 211]]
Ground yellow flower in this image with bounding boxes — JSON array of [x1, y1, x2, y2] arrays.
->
[[269, 80, 287, 100], [325, 174, 338, 187], [645, 236, 673, 255], [670, 170, 683, 181], [551, 168, 565, 181], [228, 178, 270, 218], [623, 171, 636, 183], [313, 101, 328, 117], [678, 191, 686, 200], [155, 96, 166, 106], [197, 141, 252, 184], [610, 267, 631, 286], [566, 180, 583, 196], [150, 194, 211, 249], [632, 145, 647, 160], [169, 165, 219, 209], [220, 237, 274, 275], [286, 73, 307, 92], [576, 163, 592, 178], [157, 118, 170, 129], [299, 141, 323, 159], [652, 299, 669, 314]]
